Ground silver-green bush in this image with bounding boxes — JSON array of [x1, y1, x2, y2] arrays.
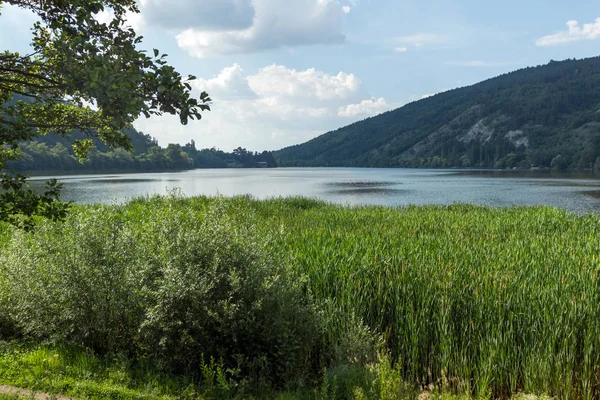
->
[[0, 197, 324, 386]]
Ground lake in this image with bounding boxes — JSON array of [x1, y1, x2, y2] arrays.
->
[[28, 168, 600, 213]]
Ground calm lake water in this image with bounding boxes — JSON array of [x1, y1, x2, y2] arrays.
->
[[28, 168, 600, 213]]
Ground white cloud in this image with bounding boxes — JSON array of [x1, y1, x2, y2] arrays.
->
[[338, 97, 392, 117], [94, 9, 113, 25], [253, 96, 331, 120], [536, 18, 600, 46], [396, 33, 447, 47], [394, 47, 408, 53], [125, 10, 145, 32], [193, 64, 255, 100], [173, 0, 347, 57], [124, 0, 362, 57], [134, 64, 387, 151], [247, 65, 361, 101]]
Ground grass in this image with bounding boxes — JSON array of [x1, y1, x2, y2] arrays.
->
[[0, 342, 204, 399], [0, 342, 422, 399], [217, 197, 600, 398], [1, 195, 600, 398]]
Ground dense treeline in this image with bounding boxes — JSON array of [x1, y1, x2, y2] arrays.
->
[[183, 142, 277, 169], [276, 57, 600, 170], [5, 130, 277, 173]]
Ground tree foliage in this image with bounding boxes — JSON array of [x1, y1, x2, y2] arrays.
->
[[5, 131, 278, 173], [0, 0, 211, 227]]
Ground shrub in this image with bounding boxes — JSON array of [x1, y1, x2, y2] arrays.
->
[[0, 205, 147, 353], [0, 196, 324, 387], [136, 199, 323, 386]]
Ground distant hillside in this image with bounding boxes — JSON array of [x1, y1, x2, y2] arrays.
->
[[275, 57, 600, 170]]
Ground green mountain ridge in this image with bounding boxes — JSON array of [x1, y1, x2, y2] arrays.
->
[[274, 56, 600, 170]]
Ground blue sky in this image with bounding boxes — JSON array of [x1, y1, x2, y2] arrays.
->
[[1, 0, 600, 152]]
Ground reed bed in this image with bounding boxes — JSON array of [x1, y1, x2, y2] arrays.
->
[[243, 199, 600, 399]]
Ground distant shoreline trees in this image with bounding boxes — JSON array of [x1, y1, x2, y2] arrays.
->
[[7, 133, 278, 173]]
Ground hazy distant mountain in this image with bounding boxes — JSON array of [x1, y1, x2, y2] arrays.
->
[[275, 57, 600, 170]]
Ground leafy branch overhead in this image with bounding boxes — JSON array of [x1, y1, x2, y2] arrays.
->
[[0, 0, 211, 227]]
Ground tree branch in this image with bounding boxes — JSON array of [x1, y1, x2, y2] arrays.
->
[[0, 77, 63, 91], [0, 66, 63, 86]]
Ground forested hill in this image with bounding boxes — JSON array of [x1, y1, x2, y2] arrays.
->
[[275, 57, 600, 170]]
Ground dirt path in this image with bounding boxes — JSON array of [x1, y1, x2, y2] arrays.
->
[[0, 384, 71, 400]]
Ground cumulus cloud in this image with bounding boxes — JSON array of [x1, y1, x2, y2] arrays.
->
[[134, 64, 388, 151], [536, 18, 600, 46], [193, 64, 255, 100], [234, 65, 363, 121], [247, 65, 361, 101], [394, 47, 408, 53], [338, 97, 392, 117], [94, 9, 113, 25], [161, 0, 349, 57], [96, 0, 357, 54]]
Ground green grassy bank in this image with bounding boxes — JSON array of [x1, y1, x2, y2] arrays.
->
[[0, 196, 598, 399]]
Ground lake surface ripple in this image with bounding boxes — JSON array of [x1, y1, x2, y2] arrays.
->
[[28, 168, 600, 213]]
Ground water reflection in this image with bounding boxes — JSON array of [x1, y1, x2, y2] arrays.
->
[[90, 178, 179, 184], [452, 169, 600, 180], [328, 188, 409, 195], [323, 180, 406, 196], [583, 190, 600, 199], [326, 181, 398, 188]]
